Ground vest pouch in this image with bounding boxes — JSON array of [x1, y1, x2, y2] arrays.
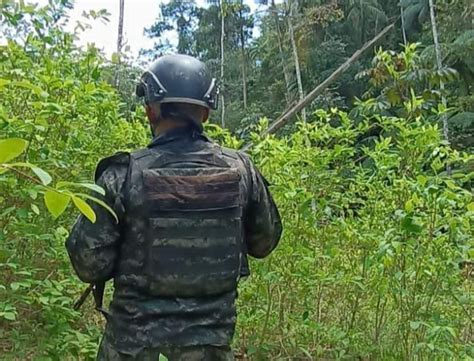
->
[[143, 167, 243, 297]]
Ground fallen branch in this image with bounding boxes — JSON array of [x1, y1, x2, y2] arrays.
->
[[242, 22, 395, 151]]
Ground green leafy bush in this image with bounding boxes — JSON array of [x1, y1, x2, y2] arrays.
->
[[235, 109, 473, 359], [0, 1, 146, 358], [0, 2, 472, 360]]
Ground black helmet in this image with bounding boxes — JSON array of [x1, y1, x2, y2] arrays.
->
[[136, 54, 218, 110]]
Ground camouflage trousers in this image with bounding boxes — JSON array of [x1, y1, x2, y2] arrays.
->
[[97, 335, 234, 361]]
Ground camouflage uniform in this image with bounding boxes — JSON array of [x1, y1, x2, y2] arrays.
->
[[66, 126, 282, 361], [98, 335, 233, 361]]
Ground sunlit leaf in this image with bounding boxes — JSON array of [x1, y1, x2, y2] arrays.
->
[[444, 180, 457, 190], [0, 138, 28, 163], [2, 312, 16, 321], [10, 282, 20, 291], [44, 190, 71, 219], [410, 321, 421, 330], [31, 166, 52, 186], [467, 202, 474, 212], [9, 81, 49, 98], [57, 181, 105, 196], [72, 196, 96, 223], [75, 193, 117, 223]]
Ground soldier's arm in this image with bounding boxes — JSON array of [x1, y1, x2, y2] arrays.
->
[[241, 155, 282, 258], [65, 153, 129, 283]]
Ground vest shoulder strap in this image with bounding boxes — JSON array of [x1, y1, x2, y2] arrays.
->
[[95, 151, 130, 182], [130, 148, 152, 161]]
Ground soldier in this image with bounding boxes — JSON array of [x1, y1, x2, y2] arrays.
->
[[66, 54, 282, 361]]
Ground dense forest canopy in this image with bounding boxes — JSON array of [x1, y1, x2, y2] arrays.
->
[[141, 0, 473, 142], [0, 0, 473, 360]]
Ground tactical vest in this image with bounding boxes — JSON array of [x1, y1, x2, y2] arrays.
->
[[121, 145, 245, 297]]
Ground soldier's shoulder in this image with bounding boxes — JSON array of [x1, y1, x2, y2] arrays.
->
[[218, 146, 251, 163], [95, 151, 130, 181], [219, 146, 238, 159]]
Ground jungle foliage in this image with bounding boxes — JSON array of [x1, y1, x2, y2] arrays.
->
[[0, 0, 473, 360], [144, 0, 474, 143]]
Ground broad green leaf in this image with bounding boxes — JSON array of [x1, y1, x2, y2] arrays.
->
[[2, 312, 16, 321], [444, 180, 457, 190], [467, 202, 474, 212], [31, 166, 52, 186], [44, 190, 71, 219], [416, 175, 428, 187], [158, 355, 169, 361], [76, 193, 117, 223], [9, 81, 49, 98], [72, 196, 96, 223], [401, 215, 423, 234], [7, 162, 51, 185], [405, 199, 414, 213], [78, 183, 106, 196], [57, 181, 105, 196], [410, 321, 421, 330], [0, 138, 28, 163]]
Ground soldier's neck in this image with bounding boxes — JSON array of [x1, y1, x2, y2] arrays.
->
[[155, 119, 187, 136]]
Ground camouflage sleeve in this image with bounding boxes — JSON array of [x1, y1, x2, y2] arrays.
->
[[240, 153, 282, 259], [65, 153, 129, 283]]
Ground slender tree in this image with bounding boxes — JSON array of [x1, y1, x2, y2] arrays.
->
[[271, 0, 292, 105], [115, 0, 125, 87], [400, 1, 407, 45], [428, 0, 450, 173], [220, 0, 226, 127], [287, 0, 306, 122], [238, 3, 247, 109]]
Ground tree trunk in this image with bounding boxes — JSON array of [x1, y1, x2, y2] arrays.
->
[[239, 6, 247, 110], [115, 0, 125, 88], [241, 22, 395, 150], [287, 0, 306, 122], [428, 0, 450, 173], [271, 0, 292, 105], [220, 0, 226, 128], [400, 2, 407, 46]]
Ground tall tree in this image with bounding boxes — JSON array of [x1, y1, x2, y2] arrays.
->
[[220, 0, 226, 127], [115, 0, 125, 87], [428, 0, 449, 148], [400, 1, 408, 46], [287, 0, 306, 122], [145, 0, 199, 56], [219, 0, 225, 128], [344, 0, 387, 45], [238, 3, 248, 109], [271, 0, 292, 105]]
